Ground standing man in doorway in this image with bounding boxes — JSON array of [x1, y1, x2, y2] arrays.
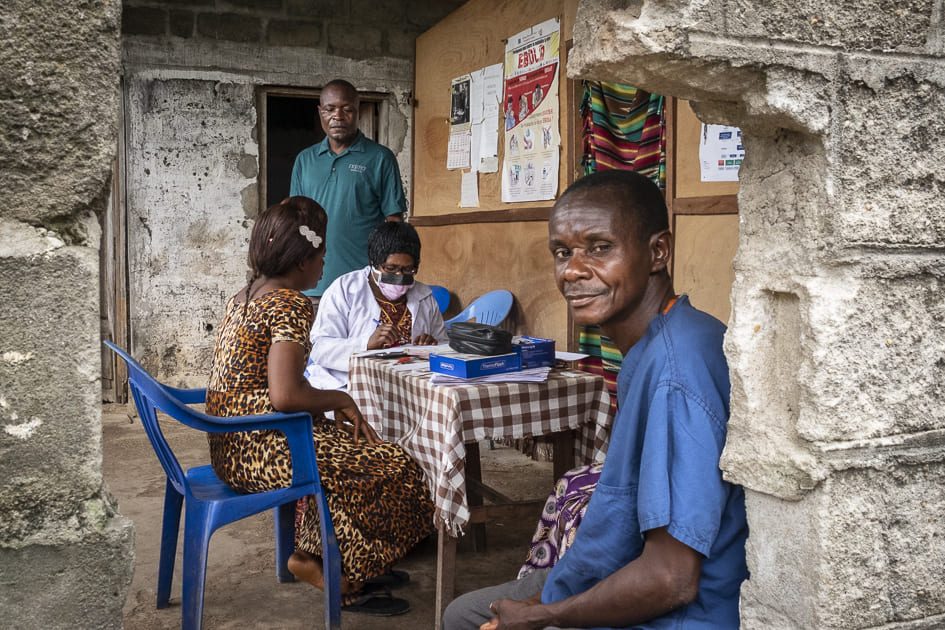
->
[[290, 79, 406, 311]]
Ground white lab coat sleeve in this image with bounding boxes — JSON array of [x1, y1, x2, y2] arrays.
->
[[425, 297, 450, 344], [308, 271, 378, 375], [408, 283, 449, 344]]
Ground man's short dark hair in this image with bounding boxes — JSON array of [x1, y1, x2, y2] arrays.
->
[[323, 79, 359, 100], [367, 221, 421, 267], [558, 170, 669, 241]]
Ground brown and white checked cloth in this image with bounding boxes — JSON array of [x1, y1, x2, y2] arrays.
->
[[348, 355, 614, 536]]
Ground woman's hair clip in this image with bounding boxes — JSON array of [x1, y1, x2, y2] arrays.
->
[[299, 225, 323, 249]]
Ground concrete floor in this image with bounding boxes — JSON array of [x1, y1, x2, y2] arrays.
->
[[102, 403, 555, 629]]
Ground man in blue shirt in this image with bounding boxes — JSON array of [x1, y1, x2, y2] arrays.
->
[[290, 79, 406, 306], [442, 170, 749, 629]]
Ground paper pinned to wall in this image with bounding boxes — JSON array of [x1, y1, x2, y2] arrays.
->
[[699, 124, 744, 182], [475, 63, 503, 173], [460, 170, 479, 207], [447, 74, 472, 170]]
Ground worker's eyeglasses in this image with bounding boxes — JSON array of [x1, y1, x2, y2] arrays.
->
[[378, 264, 417, 275], [318, 105, 357, 118]]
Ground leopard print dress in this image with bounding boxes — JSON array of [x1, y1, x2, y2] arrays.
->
[[206, 288, 434, 584]]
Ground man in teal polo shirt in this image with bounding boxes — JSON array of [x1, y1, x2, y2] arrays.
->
[[290, 79, 406, 306]]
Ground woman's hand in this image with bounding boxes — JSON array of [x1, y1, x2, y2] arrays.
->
[[333, 400, 380, 446], [412, 333, 438, 345], [367, 322, 400, 349]]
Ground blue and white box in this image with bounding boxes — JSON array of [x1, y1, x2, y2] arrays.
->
[[513, 336, 556, 368], [429, 351, 522, 379]]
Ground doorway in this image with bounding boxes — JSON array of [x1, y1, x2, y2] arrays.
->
[[257, 86, 383, 211]]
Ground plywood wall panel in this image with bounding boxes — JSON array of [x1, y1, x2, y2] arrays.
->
[[672, 214, 739, 325], [415, 222, 568, 345]]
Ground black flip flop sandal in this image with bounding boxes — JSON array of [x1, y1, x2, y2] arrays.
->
[[342, 590, 410, 616], [364, 569, 410, 590]]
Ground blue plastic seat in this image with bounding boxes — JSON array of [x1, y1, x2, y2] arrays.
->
[[104, 341, 341, 630], [429, 284, 450, 313], [444, 289, 514, 329]]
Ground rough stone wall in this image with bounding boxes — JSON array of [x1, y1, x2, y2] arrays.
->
[[120, 0, 463, 383], [570, 0, 945, 628], [0, 1, 134, 628]]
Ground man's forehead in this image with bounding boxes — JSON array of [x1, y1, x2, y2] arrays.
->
[[550, 188, 640, 240], [322, 85, 357, 102], [552, 189, 623, 222]]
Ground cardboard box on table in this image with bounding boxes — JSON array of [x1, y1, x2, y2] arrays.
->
[[428, 350, 522, 379], [513, 336, 556, 368]]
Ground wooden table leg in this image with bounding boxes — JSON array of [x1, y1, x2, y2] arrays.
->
[[552, 430, 576, 480], [434, 522, 457, 630], [464, 441, 487, 551]]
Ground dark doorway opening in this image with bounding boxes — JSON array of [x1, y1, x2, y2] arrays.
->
[[264, 94, 323, 207]]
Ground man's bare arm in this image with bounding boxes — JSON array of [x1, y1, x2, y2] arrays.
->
[[491, 527, 702, 630]]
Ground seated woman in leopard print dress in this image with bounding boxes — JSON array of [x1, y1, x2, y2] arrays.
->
[[206, 196, 433, 616]]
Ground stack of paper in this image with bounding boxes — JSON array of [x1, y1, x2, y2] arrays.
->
[[430, 366, 552, 386]]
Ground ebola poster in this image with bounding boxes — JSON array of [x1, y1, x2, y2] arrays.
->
[[501, 18, 560, 203]]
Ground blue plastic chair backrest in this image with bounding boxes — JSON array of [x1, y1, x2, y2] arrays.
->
[[104, 341, 318, 497], [106, 341, 194, 497], [445, 289, 514, 328], [429, 285, 450, 313]]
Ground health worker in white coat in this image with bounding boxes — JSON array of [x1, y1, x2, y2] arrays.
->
[[305, 221, 448, 391]]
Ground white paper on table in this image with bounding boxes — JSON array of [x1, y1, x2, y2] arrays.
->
[[355, 343, 449, 357], [392, 361, 431, 372], [555, 350, 589, 361], [429, 366, 552, 386], [460, 170, 479, 207]]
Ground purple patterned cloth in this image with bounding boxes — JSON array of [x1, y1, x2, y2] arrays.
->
[[517, 462, 604, 578]]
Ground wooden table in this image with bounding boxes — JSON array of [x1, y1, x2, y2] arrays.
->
[[348, 354, 613, 628]]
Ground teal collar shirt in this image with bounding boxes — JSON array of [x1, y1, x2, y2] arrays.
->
[[290, 131, 407, 296]]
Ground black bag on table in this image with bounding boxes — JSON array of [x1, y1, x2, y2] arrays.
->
[[447, 322, 514, 356]]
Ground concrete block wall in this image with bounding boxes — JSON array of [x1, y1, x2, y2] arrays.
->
[[120, 0, 463, 383], [570, 0, 945, 627], [0, 1, 134, 628]]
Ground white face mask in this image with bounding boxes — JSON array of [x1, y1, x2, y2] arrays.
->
[[373, 268, 413, 301]]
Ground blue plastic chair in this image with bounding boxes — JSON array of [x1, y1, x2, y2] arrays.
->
[[429, 284, 450, 314], [104, 341, 341, 630], [444, 289, 514, 329]]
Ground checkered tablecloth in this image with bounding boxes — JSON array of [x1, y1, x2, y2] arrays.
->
[[348, 356, 614, 536]]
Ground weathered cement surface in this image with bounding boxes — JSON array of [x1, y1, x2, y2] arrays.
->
[[120, 0, 463, 382], [570, 0, 945, 627], [0, 2, 134, 627], [124, 77, 259, 385]]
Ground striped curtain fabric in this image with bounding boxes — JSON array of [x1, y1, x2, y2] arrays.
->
[[577, 81, 668, 412]]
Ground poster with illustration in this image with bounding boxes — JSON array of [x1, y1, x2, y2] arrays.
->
[[501, 18, 559, 202]]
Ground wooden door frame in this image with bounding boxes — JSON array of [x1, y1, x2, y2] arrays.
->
[[101, 81, 130, 403]]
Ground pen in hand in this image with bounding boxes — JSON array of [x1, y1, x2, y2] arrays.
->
[[373, 319, 408, 345]]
